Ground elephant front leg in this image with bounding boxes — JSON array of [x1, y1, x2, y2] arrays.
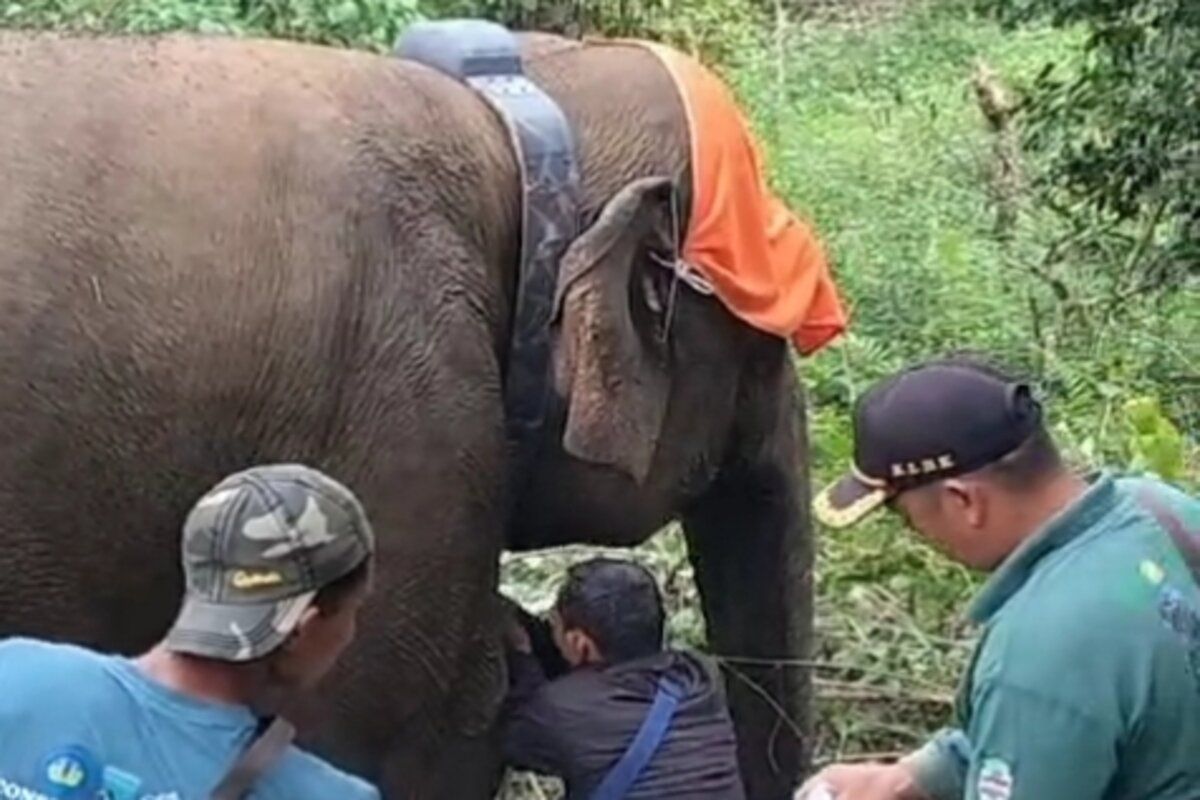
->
[[381, 729, 504, 800], [377, 596, 511, 800], [682, 384, 814, 800]]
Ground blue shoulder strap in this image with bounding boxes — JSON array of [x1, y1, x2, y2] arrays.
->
[[590, 677, 683, 800]]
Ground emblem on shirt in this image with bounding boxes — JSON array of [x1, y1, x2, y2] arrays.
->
[[38, 745, 101, 798], [1156, 584, 1200, 693], [977, 757, 1014, 800]]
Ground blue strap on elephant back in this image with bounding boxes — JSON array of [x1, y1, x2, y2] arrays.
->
[[590, 677, 684, 800], [394, 21, 582, 487]]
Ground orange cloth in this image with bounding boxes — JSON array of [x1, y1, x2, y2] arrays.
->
[[638, 42, 848, 355]]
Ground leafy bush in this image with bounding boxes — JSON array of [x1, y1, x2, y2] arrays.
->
[[1125, 396, 1193, 486], [4, 0, 761, 57], [423, 0, 762, 61], [3, 0, 421, 48], [980, 0, 1198, 286]]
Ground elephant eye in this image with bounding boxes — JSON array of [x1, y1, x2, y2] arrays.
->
[[642, 267, 665, 316], [634, 256, 682, 353], [640, 258, 674, 318]]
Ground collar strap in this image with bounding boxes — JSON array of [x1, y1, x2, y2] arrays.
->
[[396, 21, 583, 492]]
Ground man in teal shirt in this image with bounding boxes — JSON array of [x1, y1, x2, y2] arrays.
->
[[799, 357, 1200, 800]]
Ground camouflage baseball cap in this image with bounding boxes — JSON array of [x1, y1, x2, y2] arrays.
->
[[165, 464, 375, 662]]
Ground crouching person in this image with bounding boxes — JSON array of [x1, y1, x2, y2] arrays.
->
[[502, 557, 745, 799], [0, 464, 380, 799]]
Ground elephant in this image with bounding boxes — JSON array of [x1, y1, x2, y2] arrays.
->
[[0, 29, 817, 799]]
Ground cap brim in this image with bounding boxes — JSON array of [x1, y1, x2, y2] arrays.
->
[[165, 591, 316, 662], [814, 472, 889, 529]]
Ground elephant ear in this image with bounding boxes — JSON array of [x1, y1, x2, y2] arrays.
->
[[552, 176, 676, 484]]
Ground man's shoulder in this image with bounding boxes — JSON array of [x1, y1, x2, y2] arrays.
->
[[534, 661, 609, 706], [979, 475, 1200, 702], [0, 637, 112, 685], [989, 546, 1153, 661], [532, 653, 668, 709], [256, 746, 380, 800], [1010, 477, 1196, 621], [534, 650, 724, 707], [1115, 473, 1199, 510], [0, 636, 103, 661]]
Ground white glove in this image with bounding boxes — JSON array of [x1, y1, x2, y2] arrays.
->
[[796, 781, 838, 800]]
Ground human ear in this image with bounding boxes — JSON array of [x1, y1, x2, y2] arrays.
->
[[561, 629, 602, 667], [575, 632, 603, 666], [944, 479, 986, 528], [282, 605, 323, 655]]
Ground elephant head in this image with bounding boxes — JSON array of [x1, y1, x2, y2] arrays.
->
[[504, 36, 821, 800]]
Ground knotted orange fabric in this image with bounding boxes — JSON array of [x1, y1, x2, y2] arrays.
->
[[636, 41, 848, 355]]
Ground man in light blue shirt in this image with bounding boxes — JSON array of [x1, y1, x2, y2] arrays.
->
[[0, 464, 381, 799]]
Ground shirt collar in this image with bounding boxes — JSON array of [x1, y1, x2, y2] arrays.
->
[[969, 471, 1118, 623]]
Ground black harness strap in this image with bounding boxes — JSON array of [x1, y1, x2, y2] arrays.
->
[[395, 20, 583, 490], [209, 717, 295, 800], [1138, 488, 1200, 586]]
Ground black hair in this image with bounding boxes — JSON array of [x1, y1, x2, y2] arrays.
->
[[555, 558, 665, 663], [314, 559, 371, 615], [978, 425, 1064, 491]]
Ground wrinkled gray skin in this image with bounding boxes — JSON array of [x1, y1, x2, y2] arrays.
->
[[0, 32, 813, 799]]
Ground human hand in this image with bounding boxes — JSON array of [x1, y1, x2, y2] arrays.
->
[[795, 763, 929, 800], [794, 779, 837, 800], [504, 619, 533, 653], [499, 597, 534, 654]]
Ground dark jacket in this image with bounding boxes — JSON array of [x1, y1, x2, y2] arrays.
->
[[502, 648, 745, 800]]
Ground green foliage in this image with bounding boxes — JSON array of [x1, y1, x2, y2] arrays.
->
[[4, 0, 760, 60], [733, 0, 1198, 470], [980, 0, 1199, 281], [501, 529, 707, 648], [1125, 396, 1190, 485], [422, 0, 761, 61], [248, 0, 422, 49], [3, 0, 421, 49]]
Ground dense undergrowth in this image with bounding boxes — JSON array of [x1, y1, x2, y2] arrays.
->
[[4, 0, 1197, 794]]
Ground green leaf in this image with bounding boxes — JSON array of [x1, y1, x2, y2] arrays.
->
[[328, 0, 359, 25], [1124, 396, 1187, 481]]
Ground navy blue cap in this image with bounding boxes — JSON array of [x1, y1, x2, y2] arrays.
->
[[814, 359, 1043, 528]]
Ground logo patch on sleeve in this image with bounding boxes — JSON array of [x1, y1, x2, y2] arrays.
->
[[38, 745, 101, 797], [978, 758, 1015, 800]]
